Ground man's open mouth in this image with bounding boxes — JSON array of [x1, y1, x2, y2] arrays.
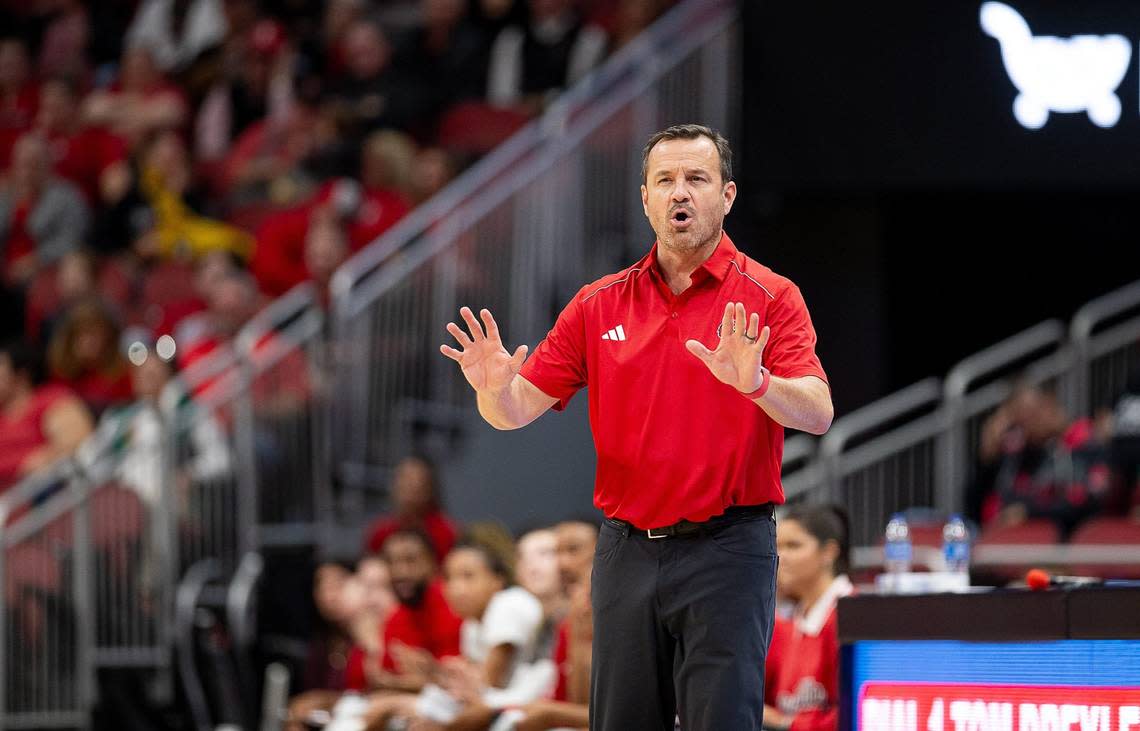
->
[[670, 210, 694, 228]]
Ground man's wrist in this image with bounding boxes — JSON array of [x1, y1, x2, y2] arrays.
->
[[740, 366, 771, 400]]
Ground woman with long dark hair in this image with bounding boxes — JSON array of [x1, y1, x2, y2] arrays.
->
[[763, 504, 853, 731]]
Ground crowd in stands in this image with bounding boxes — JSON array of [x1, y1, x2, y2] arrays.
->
[[281, 455, 853, 731], [0, 0, 673, 496], [969, 373, 1140, 541]]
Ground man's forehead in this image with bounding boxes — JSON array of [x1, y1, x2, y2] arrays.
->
[[648, 137, 719, 171]]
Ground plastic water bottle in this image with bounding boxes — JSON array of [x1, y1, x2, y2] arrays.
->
[[942, 514, 971, 575], [884, 513, 912, 574]]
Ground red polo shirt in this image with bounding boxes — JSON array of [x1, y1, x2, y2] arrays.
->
[[519, 233, 828, 529]]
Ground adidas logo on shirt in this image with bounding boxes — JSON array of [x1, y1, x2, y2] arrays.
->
[[601, 325, 627, 341]]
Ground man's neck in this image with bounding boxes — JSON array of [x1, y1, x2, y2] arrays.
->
[[656, 231, 722, 295]]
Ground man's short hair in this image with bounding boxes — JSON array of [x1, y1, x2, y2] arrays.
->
[[381, 527, 438, 561], [641, 124, 733, 185]]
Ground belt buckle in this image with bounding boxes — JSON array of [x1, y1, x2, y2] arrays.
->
[[646, 527, 670, 539]]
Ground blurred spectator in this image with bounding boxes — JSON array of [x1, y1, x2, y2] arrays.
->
[[365, 536, 548, 726], [1108, 369, 1140, 518], [0, 339, 93, 491], [125, 0, 228, 74], [250, 133, 413, 296], [35, 76, 130, 206], [409, 145, 457, 204], [300, 562, 359, 692], [28, 250, 100, 343], [366, 454, 460, 561], [375, 528, 463, 687], [608, 0, 665, 51], [550, 519, 596, 705], [0, 133, 90, 287], [312, 0, 368, 77], [360, 128, 416, 199], [175, 267, 263, 371], [195, 18, 296, 163], [46, 298, 132, 416], [971, 383, 1114, 538], [515, 526, 565, 659], [393, 0, 492, 112], [304, 208, 349, 306], [0, 36, 36, 169], [221, 99, 331, 204], [150, 249, 243, 339], [133, 129, 254, 261], [343, 554, 400, 692], [80, 44, 188, 145], [553, 518, 594, 597], [486, 0, 607, 113], [79, 330, 230, 511], [35, 0, 90, 80], [324, 18, 433, 141], [764, 505, 853, 731]]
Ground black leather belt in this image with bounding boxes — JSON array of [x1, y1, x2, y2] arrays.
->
[[607, 503, 775, 540]]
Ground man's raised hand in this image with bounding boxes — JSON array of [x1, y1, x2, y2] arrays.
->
[[440, 307, 528, 393], [685, 301, 771, 394]]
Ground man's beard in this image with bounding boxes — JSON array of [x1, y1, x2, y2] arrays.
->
[[656, 216, 723, 254], [396, 581, 429, 608]]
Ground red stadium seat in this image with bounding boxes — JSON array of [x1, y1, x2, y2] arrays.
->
[[973, 519, 1061, 582], [1068, 517, 1140, 579], [976, 519, 1060, 544], [5, 544, 62, 604], [89, 485, 146, 580], [437, 102, 532, 156]]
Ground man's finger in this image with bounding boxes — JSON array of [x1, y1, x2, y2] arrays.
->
[[446, 321, 473, 347], [745, 312, 760, 341], [509, 343, 528, 369], [440, 344, 464, 362], [480, 308, 501, 343], [719, 301, 733, 339], [734, 302, 746, 339], [459, 306, 484, 341], [685, 339, 714, 362], [755, 325, 771, 354]]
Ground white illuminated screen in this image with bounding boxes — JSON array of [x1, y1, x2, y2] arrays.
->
[[980, 2, 1132, 129]]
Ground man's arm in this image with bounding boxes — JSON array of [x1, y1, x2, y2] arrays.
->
[[476, 375, 558, 430], [686, 302, 833, 436], [751, 375, 833, 436], [441, 307, 557, 430]]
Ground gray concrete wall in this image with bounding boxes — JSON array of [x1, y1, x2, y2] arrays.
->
[[439, 389, 601, 533]]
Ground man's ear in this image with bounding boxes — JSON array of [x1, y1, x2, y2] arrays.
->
[[723, 180, 737, 215], [641, 183, 649, 218]]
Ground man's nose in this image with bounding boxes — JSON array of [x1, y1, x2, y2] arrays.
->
[[670, 182, 691, 202]]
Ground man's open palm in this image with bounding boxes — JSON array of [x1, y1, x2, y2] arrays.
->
[[685, 301, 770, 394], [440, 307, 528, 392]]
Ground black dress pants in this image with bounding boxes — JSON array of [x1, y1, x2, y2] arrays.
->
[[590, 511, 779, 731]]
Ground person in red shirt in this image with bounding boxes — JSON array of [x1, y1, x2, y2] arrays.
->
[[35, 76, 129, 206], [0, 37, 38, 170], [0, 339, 93, 492], [365, 454, 460, 563], [79, 44, 187, 146], [46, 299, 133, 417], [374, 528, 463, 686], [439, 124, 834, 731], [765, 505, 853, 731]]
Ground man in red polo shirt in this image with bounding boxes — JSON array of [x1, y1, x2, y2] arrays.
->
[[439, 124, 833, 730]]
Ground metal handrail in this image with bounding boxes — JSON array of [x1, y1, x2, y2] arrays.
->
[[1071, 278, 1140, 341], [820, 378, 942, 459], [944, 319, 1066, 399]]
